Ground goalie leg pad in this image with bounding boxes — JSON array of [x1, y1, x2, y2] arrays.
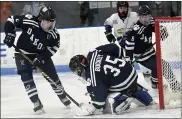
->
[[132, 89, 153, 106], [105, 93, 131, 114]]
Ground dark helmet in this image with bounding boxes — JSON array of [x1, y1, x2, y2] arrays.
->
[[138, 5, 151, 16], [138, 5, 152, 25], [38, 6, 56, 32], [116, 1, 129, 18], [117, 1, 129, 8], [69, 55, 88, 77], [38, 6, 56, 22]]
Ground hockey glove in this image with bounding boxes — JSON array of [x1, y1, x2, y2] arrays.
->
[[119, 37, 126, 48], [32, 55, 45, 67], [104, 32, 116, 43], [76, 102, 103, 116], [4, 33, 16, 48], [124, 56, 132, 65], [160, 25, 169, 41]]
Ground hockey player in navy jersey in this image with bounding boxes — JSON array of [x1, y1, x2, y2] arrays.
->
[[123, 5, 159, 88], [69, 43, 154, 115], [123, 5, 180, 91], [3, 6, 71, 114]]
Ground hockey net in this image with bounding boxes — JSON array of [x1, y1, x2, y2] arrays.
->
[[155, 17, 181, 109]]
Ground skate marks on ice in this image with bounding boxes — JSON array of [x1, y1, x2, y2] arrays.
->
[[1, 73, 181, 118]]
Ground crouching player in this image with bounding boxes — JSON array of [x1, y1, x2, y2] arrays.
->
[[69, 43, 155, 115]]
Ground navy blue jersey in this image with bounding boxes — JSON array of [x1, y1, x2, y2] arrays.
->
[[124, 19, 155, 62], [85, 44, 138, 109], [4, 14, 60, 59]]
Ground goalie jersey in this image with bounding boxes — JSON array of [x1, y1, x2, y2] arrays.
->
[[123, 19, 155, 62], [4, 14, 60, 59], [85, 44, 138, 109]]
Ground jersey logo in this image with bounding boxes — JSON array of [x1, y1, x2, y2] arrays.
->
[[133, 24, 140, 31], [25, 14, 33, 19], [42, 7, 48, 12], [117, 28, 124, 35], [113, 20, 118, 24], [25, 85, 31, 91], [15, 19, 19, 22], [20, 60, 25, 66]]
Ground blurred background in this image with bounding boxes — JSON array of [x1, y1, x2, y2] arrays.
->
[[0, 1, 181, 32]]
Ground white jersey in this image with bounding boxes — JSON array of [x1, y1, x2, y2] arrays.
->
[[104, 11, 139, 38]]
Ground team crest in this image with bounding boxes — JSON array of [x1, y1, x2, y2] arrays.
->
[[117, 28, 123, 34], [25, 14, 33, 19], [113, 20, 118, 24], [133, 24, 140, 31]]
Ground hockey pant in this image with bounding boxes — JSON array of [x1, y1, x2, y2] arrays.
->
[[137, 55, 158, 85]]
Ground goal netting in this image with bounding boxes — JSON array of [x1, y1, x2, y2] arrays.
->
[[155, 17, 181, 109]]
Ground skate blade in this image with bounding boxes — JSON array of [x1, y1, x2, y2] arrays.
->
[[35, 109, 45, 115], [66, 105, 71, 109]]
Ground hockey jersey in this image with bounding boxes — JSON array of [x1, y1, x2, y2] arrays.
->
[[104, 11, 139, 39], [4, 14, 60, 59], [124, 19, 155, 62], [84, 44, 138, 109]]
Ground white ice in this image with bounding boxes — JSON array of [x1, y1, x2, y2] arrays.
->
[[1, 72, 181, 118]]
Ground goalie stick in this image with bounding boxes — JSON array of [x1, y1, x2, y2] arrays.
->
[[12, 44, 83, 108]]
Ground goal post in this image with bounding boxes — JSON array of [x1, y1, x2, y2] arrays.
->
[[155, 17, 181, 109]]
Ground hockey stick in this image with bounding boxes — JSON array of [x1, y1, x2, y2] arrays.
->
[[12, 44, 83, 108]]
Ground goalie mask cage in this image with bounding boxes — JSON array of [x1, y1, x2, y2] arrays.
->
[[155, 17, 181, 109]]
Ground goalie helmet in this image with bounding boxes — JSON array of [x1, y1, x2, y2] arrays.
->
[[69, 55, 88, 77], [116, 1, 129, 19], [38, 6, 56, 32]]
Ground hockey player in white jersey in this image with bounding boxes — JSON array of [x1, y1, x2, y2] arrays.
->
[[104, 1, 138, 44]]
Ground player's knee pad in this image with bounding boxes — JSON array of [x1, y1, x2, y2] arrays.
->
[[20, 71, 33, 82], [132, 87, 153, 106]]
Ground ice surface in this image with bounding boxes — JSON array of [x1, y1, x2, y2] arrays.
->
[[1, 73, 181, 118]]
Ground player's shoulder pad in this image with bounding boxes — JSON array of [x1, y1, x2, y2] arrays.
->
[[110, 13, 119, 19], [48, 28, 60, 40], [22, 14, 39, 27]]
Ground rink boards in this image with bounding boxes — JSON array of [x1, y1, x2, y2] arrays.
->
[[0, 25, 181, 75]]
